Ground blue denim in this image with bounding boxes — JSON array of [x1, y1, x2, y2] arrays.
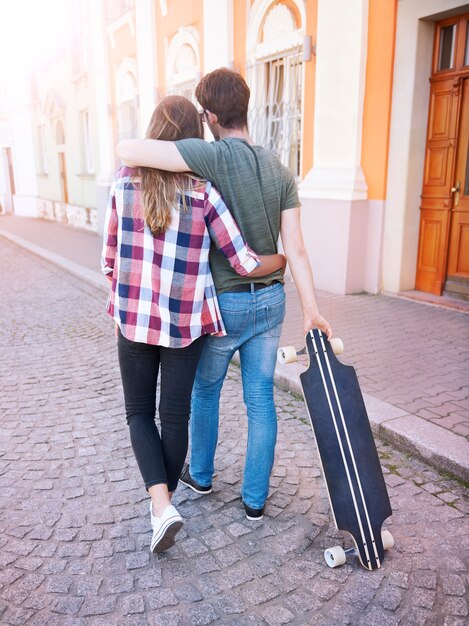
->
[[190, 282, 286, 509]]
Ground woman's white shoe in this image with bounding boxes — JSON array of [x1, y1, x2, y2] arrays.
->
[[149, 503, 183, 553]]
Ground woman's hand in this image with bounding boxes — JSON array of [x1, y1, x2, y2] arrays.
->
[[249, 253, 286, 277]]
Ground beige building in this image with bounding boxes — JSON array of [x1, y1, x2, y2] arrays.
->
[[1, 0, 468, 300]]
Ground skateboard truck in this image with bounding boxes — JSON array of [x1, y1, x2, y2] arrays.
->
[[278, 337, 344, 364], [324, 529, 394, 568]]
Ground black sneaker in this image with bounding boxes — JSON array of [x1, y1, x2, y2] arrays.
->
[[179, 465, 212, 494], [242, 500, 264, 521]]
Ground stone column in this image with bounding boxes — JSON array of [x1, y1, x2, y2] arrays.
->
[[89, 0, 115, 236], [299, 0, 372, 294], [203, 0, 234, 73], [135, 0, 158, 132]]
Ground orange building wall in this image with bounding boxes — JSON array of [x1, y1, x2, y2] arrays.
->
[[302, 0, 317, 177], [233, 0, 249, 77], [154, 0, 204, 96], [361, 0, 397, 200]]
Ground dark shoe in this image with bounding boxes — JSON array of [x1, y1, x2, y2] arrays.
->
[[179, 464, 212, 494], [242, 500, 264, 521]]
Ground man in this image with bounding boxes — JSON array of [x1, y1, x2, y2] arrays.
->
[[117, 68, 332, 521]]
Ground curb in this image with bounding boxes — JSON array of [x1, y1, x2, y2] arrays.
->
[[0, 228, 109, 293], [4, 227, 469, 484], [272, 360, 469, 484]]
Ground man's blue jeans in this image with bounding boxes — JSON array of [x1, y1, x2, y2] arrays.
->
[[190, 282, 286, 510]]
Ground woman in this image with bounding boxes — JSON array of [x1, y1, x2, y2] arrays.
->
[[101, 96, 285, 553]]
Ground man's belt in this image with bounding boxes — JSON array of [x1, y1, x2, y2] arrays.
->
[[225, 281, 280, 293]]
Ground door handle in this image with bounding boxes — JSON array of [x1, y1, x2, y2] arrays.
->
[[451, 181, 460, 207]]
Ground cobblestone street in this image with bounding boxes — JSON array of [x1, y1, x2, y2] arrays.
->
[[1, 238, 469, 625]]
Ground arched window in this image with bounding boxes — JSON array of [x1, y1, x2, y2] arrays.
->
[[247, 1, 305, 178], [166, 27, 200, 103], [55, 120, 65, 146], [116, 60, 139, 141]]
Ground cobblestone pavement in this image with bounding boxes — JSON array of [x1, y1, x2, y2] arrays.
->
[[1, 215, 468, 443], [281, 283, 469, 440], [1, 239, 469, 626]]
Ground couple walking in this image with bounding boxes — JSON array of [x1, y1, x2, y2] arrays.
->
[[101, 68, 332, 553]]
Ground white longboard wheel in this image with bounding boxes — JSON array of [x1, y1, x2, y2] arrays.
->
[[330, 337, 344, 355], [324, 546, 346, 568], [277, 346, 297, 364], [381, 530, 394, 550]]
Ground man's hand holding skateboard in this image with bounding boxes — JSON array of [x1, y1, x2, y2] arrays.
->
[[303, 309, 332, 340]]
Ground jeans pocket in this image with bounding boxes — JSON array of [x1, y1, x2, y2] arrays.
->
[[263, 298, 286, 337], [219, 306, 251, 340]]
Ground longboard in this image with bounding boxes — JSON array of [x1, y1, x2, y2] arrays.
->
[[278, 329, 393, 570]]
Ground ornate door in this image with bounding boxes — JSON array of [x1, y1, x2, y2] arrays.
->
[[446, 77, 469, 297], [416, 14, 469, 297]]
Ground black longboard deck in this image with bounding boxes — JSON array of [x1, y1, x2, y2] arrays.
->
[[300, 329, 392, 570]]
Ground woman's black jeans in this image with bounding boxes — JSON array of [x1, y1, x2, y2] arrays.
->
[[117, 330, 207, 492]]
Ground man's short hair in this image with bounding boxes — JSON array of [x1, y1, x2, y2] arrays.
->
[[195, 68, 250, 130]]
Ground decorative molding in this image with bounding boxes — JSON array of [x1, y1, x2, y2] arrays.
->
[[247, 0, 306, 62], [159, 0, 168, 17], [299, 166, 368, 201], [263, 4, 296, 42], [106, 9, 135, 49], [42, 90, 65, 118], [116, 57, 139, 103], [166, 27, 200, 88]]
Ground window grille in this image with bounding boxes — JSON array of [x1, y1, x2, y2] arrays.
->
[[248, 49, 303, 178]]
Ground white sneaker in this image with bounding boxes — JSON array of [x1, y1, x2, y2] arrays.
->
[[149, 502, 183, 553]]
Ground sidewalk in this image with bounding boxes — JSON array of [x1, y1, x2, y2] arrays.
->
[[2, 230, 469, 625], [1, 214, 469, 482]]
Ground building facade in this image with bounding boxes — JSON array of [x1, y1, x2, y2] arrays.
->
[[1, 0, 468, 299]]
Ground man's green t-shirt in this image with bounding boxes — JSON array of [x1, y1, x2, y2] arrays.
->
[[175, 137, 300, 294]]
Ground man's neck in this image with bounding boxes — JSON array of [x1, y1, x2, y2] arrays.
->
[[217, 126, 253, 144]]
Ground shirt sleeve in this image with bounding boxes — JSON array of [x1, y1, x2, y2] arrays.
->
[[175, 138, 218, 181], [281, 168, 301, 210], [203, 182, 260, 276], [101, 178, 119, 276]]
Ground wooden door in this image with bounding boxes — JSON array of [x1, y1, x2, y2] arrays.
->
[[58, 151, 69, 204], [415, 14, 469, 296], [445, 77, 469, 297], [415, 77, 459, 294]]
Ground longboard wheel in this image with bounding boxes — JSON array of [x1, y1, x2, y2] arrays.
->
[[324, 546, 346, 568], [330, 337, 344, 355], [381, 529, 394, 550], [277, 345, 297, 364]]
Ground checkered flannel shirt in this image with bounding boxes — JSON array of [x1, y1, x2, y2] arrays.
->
[[101, 166, 260, 348]]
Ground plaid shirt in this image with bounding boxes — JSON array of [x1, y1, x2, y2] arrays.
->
[[101, 166, 260, 348]]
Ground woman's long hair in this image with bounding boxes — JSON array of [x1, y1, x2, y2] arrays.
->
[[140, 95, 204, 236]]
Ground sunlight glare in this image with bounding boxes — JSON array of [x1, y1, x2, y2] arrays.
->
[[0, 0, 68, 79]]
